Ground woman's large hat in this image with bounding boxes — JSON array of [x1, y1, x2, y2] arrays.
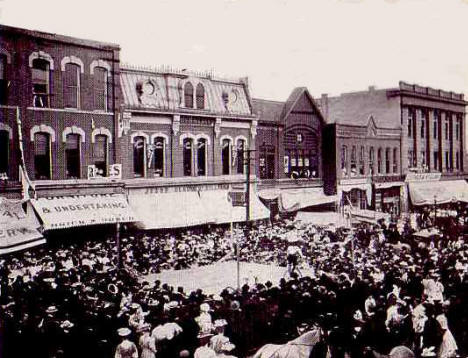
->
[[117, 327, 132, 337]]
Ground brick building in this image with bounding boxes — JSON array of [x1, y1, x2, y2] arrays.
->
[[252, 88, 336, 215], [319, 82, 467, 215], [0, 24, 124, 199], [119, 65, 269, 228]]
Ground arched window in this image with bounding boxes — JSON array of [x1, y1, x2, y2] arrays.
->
[[196, 83, 205, 109], [94, 67, 108, 111], [153, 137, 165, 177], [236, 139, 245, 174], [184, 82, 194, 108], [350, 146, 357, 176], [93, 134, 108, 177], [65, 133, 81, 178], [133, 136, 146, 178], [222, 138, 231, 175], [34, 132, 51, 179], [183, 138, 193, 176], [32, 59, 50, 108], [63, 63, 80, 108], [359, 146, 365, 175], [0, 130, 9, 175], [197, 138, 207, 176]]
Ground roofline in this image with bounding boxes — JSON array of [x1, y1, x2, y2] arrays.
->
[[0, 24, 120, 51], [124, 106, 257, 121], [388, 89, 468, 107], [251, 98, 285, 105]]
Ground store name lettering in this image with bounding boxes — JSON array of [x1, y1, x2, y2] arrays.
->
[[41, 202, 127, 214], [144, 184, 229, 194]]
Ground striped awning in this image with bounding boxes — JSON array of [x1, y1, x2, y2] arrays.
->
[[0, 198, 45, 255]]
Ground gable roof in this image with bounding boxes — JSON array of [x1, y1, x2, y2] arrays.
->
[[253, 87, 325, 124]]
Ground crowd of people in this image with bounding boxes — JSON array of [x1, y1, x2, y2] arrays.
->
[[0, 213, 467, 358]]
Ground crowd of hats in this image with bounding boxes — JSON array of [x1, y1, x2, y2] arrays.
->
[[0, 218, 467, 358]]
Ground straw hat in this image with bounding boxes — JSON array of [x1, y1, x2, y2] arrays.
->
[[117, 327, 132, 337], [46, 306, 58, 314]]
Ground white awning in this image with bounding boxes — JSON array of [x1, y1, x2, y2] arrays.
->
[[295, 211, 345, 226], [374, 182, 405, 189], [0, 198, 45, 255], [131, 190, 270, 229], [280, 187, 338, 212], [350, 208, 391, 224], [408, 180, 468, 206], [258, 188, 282, 201], [32, 194, 137, 230]]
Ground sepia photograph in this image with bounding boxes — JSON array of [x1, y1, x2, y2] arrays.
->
[[0, 0, 467, 357]]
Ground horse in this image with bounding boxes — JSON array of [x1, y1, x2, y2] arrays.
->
[[252, 327, 322, 358]]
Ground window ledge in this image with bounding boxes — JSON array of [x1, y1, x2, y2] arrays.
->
[[27, 107, 114, 115]]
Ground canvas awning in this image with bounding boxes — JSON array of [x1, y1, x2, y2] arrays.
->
[[130, 190, 270, 229], [258, 188, 282, 201], [374, 182, 404, 189], [280, 187, 338, 212], [350, 208, 391, 224], [294, 211, 345, 227], [0, 198, 45, 255], [31, 194, 137, 230], [408, 180, 468, 206]]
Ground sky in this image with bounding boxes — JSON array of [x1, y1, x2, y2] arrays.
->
[[1, 0, 468, 102]]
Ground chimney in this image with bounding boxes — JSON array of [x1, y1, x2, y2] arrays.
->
[[320, 93, 329, 120], [368, 85, 376, 92]]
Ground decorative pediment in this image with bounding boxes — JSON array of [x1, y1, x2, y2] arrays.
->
[[367, 115, 377, 137]]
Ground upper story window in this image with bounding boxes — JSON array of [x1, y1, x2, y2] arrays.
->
[[133, 136, 146, 178], [368, 147, 374, 175], [197, 138, 207, 176], [359, 146, 365, 175], [455, 117, 460, 141], [407, 108, 414, 137], [433, 110, 438, 139], [65, 133, 81, 179], [236, 139, 246, 175], [183, 138, 193, 176], [93, 67, 108, 111], [420, 112, 426, 138], [341, 145, 348, 177], [196, 83, 205, 109], [0, 130, 9, 175], [0, 55, 8, 105], [444, 118, 449, 141], [385, 148, 390, 173], [32, 59, 50, 108], [184, 82, 194, 108], [393, 148, 398, 173], [377, 148, 382, 174], [34, 132, 51, 179], [350, 146, 357, 177], [153, 137, 165, 177], [222, 138, 232, 175], [93, 134, 108, 176], [63, 63, 81, 109]]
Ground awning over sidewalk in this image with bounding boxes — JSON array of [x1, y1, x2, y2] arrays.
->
[[350, 208, 391, 224], [408, 180, 468, 206], [295, 211, 345, 227], [31, 194, 137, 230], [0, 198, 45, 255], [280, 187, 338, 212], [130, 190, 270, 229]]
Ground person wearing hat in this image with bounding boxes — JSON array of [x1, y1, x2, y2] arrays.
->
[[196, 303, 214, 338], [138, 323, 156, 358], [209, 334, 237, 358], [115, 327, 138, 358], [436, 315, 458, 358]]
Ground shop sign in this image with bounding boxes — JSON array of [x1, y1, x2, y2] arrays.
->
[[405, 172, 441, 182], [144, 183, 230, 195]]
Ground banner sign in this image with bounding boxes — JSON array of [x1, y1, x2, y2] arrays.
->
[[31, 194, 136, 230], [0, 198, 44, 255], [109, 164, 122, 179], [405, 172, 441, 182]]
